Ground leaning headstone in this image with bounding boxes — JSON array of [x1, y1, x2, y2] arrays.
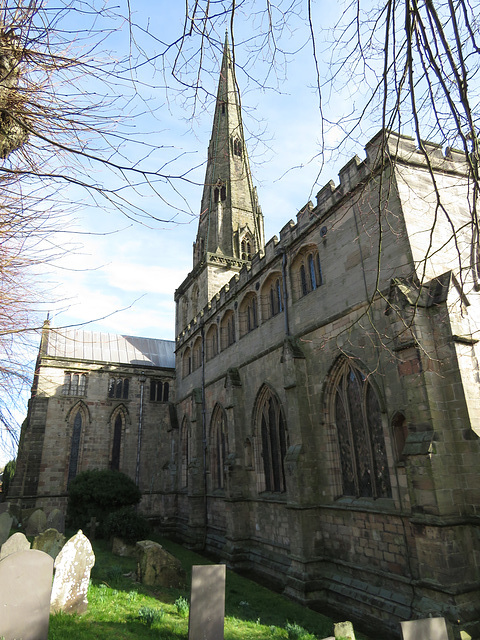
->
[[334, 621, 356, 640], [0, 531, 30, 561], [0, 511, 13, 546], [32, 528, 66, 560], [0, 549, 54, 640], [188, 564, 226, 640], [136, 539, 187, 588], [400, 617, 449, 640], [50, 530, 95, 614], [25, 508, 47, 536], [46, 508, 65, 534]]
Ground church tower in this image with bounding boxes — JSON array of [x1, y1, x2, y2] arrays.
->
[[176, 34, 265, 334]]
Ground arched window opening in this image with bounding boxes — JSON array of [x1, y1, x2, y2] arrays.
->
[[163, 381, 170, 402], [233, 138, 242, 157], [220, 311, 235, 350], [255, 387, 288, 493], [206, 324, 219, 361], [192, 337, 202, 371], [240, 293, 258, 336], [214, 187, 219, 203], [221, 185, 227, 201], [241, 236, 253, 260], [63, 372, 88, 396], [210, 406, 228, 490], [180, 418, 189, 489], [71, 373, 79, 396], [332, 360, 391, 499], [292, 246, 323, 300], [182, 347, 192, 378], [191, 285, 199, 318], [150, 379, 169, 402], [67, 410, 83, 485], [111, 414, 122, 471]]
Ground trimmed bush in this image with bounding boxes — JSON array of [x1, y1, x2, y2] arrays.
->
[[104, 506, 151, 544], [67, 469, 141, 533], [2, 458, 16, 497]]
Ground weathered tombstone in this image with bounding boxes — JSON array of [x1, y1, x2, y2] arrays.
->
[[136, 539, 187, 588], [32, 528, 66, 560], [400, 617, 449, 640], [334, 621, 356, 640], [50, 530, 95, 614], [188, 564, 226, 640], [46, 508, 65, 533], [25, 508, 47, 536], [0, 549, 53, 640], [0, 531, 30, 561], [0, 511, 13, 546]]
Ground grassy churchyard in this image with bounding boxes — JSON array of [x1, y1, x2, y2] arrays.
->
[[48, 535, 352, 640]]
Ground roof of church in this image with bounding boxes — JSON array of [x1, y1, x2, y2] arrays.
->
[[45, 328, 175, 369]]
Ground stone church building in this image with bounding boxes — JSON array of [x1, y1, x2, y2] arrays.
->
[[9, 38, 480, 638]]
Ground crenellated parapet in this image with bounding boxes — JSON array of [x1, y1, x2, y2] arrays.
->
[[176, 129, 470, 349]]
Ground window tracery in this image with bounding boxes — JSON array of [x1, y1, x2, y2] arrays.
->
[[206, 324, 219, 360], [239, 292, 258, 336], [292, 246, 323, 300], [254, 386, 288, 493], [220, 310, 235, 349], [210, 405, 228, 490], [331, 359, 391, 499], [63, 372, 88, 396], [107, 377, 129, 399]]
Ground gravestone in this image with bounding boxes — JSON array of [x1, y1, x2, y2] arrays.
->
[[46, 508, 65, 533], [25, 508, 47, 536], [50, 530, 95, 614], [32, 528, 66, 559], [334, 621, 356, 640], [136, 539, 187, 588], [400, 617, 449, 640], [188, 564, 226, 640], [0, 549, 54, 640], [0, 531, 30, 561], [0, 511, 13, 546]]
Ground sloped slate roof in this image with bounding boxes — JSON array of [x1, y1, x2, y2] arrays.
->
[[45, 329, 175, 369]]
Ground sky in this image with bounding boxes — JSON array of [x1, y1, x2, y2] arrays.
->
[[38, 1, 357, 343]]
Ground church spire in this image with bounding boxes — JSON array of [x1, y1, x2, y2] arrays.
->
[[193, 33, 264, 267]]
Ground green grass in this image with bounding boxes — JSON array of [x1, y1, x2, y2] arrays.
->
[[47, 535, 358, 640]]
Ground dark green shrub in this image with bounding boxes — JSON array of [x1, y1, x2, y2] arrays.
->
[[103, 506, 151, 544], [2, 459, 16, 497], [66, 469, 141, 533]]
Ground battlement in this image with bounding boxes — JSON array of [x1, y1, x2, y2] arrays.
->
[[176, 129, 469, 345]]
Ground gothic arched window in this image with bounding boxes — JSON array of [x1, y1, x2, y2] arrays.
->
[[291, 245, 323, 300], [261, 273, 283, 320], [182, 347, 192, 378], [331, 360, 392, 499], [206, 324, 219, 361], [67, 409, 83, 485], [192, 337, 202, 371], [239, 292, 258, 336], [220, 310, 235, 349], [241, 234, 254, 260], [233, 138, 242, 157], [210, 405, 228, 490], [255, 386, 288, 493]]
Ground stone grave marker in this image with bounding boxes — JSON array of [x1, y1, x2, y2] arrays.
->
[[0, 511, 13, 546], [188, 564, 226, 640], [400, 617, 449, 640], [0, 531, 30, 561], [0, 549, 54, 640], [46, 508, 65, 533], [136, 539, 187, 588], [32, 528, 66, 559], [50, 529, 95, 614], [334, 621, 356, 640], [25, 508, 47, 536]]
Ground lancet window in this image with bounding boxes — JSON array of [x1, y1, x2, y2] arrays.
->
[[255, 386, 288, 493], [220, 310, 235, 350], [210, 405, 228, 490], [150, 380, 170, 402], [292, 246, 323, 300], [67, 409, 83, 485], [239, 292, 258, 336]]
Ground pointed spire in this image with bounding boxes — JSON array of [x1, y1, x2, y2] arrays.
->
[[193, 34, 264, 267]]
